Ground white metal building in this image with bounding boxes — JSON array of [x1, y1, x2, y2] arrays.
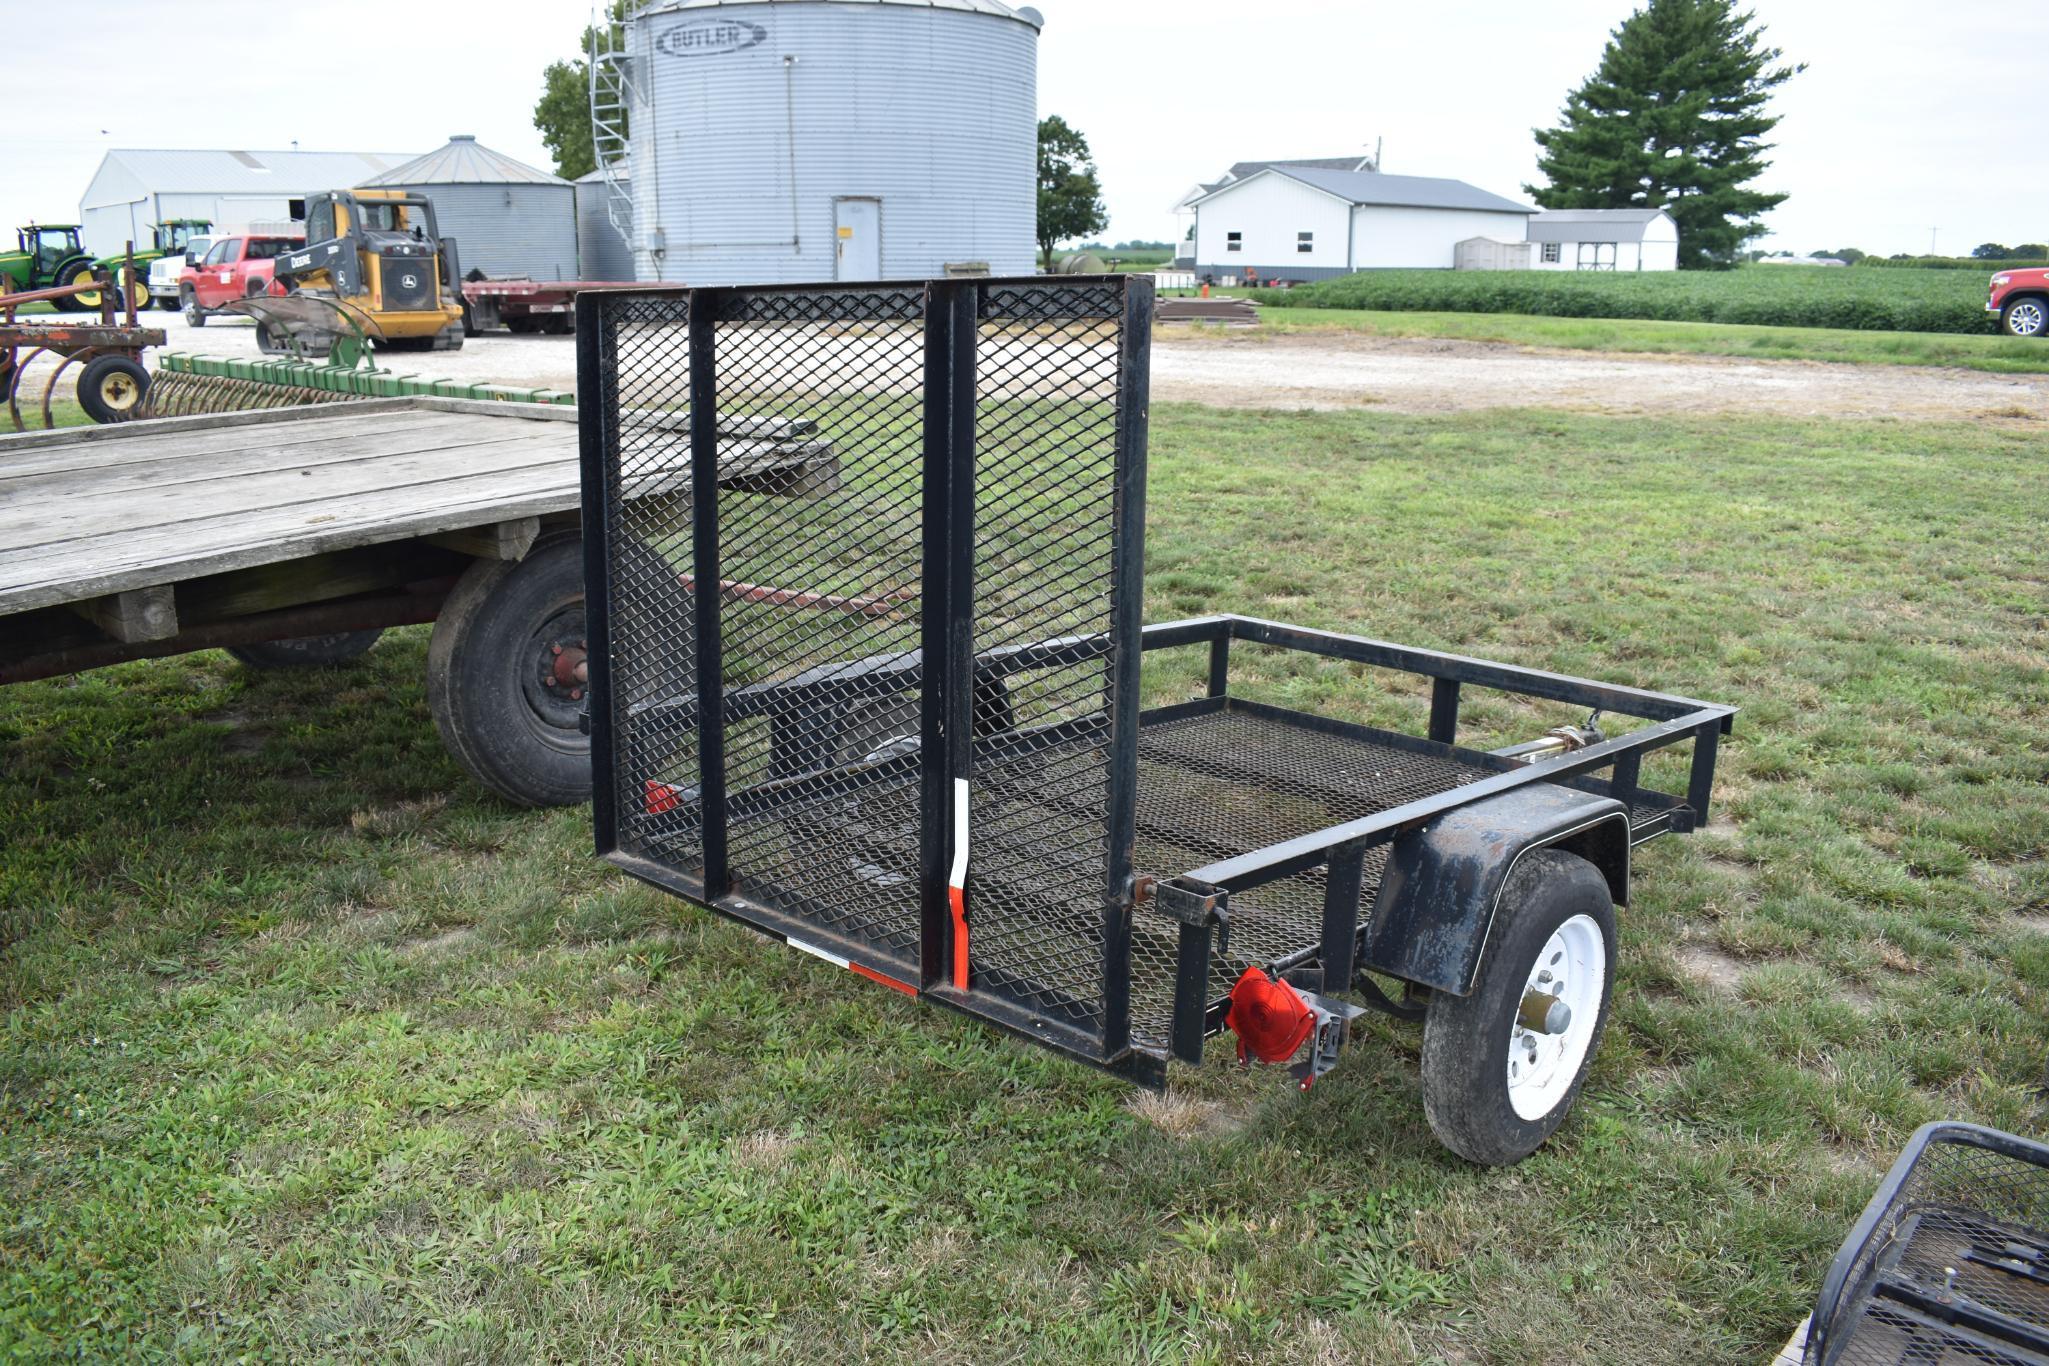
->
[[1191, 166, 1532, 282], [1525, 208, 1679, 271], [360, 136, 579, 281], [76, 148, 417, 256], [612, 0, 1040, 285]]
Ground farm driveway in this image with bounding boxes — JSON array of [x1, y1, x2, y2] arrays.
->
[[83, 313, 2049, 423]]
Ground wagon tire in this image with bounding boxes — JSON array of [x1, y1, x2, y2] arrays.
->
[[227, 630, 384, 669], [2002, 296, 2047, 339], [75, 355, 151, 423], [1419, 849, 1616, 1166], [426, 532, 590, 808]]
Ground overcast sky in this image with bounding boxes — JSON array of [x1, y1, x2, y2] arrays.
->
[[7, 1, 2045, 260]]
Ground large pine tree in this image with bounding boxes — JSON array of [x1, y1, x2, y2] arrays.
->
[[1528, 0, 1801, 269]]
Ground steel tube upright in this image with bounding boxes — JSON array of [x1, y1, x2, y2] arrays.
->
[[919, 280, 979, 991]]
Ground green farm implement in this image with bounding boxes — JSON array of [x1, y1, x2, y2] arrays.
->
[[135, 296, 571, 418]]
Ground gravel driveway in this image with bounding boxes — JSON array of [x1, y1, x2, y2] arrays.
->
[[35, 310, 2049, 423]]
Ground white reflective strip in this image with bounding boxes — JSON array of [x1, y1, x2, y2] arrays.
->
[[785, 937, 850, 970], [948, 777, 970, 890]]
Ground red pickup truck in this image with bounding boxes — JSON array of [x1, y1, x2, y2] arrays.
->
[[180, 234, 303, 326], [1988, 269, 2049, 337]]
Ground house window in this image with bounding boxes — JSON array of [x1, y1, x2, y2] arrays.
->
[[1297, 231, 1314, 254], [1226, 231, 1242, 253], [1541, 242, 1560, 264]]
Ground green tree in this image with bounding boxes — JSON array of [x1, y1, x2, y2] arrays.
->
[[1037, 116, 1108, 273], [2015, 244, 2049, 260], [1971, 242, 2014, 260], [533, 4, 627, 182], [1527, 0, 1802, 269]]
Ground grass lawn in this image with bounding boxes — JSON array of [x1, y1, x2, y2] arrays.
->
[[4, 405, 2046, 1360], [1240, 305, 2049, 375]]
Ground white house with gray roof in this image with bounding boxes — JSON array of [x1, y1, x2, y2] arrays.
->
[[1525, 208, 1678, 271], [1189, 165, 1533, 282]]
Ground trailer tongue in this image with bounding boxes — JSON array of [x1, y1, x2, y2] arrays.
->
[[579, 276, 1734, 1165]]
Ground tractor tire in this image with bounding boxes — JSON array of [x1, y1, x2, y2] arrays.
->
[[1419, 849, 1617, 1166], [2002, 296, 2047, 339], [426, 533, 590, 807], [56, 261, 102, 313], [75, 355, 150, 424], [123, 269, 151, 312], [227, 631, 384, 670], [182, 287, 206, 327]]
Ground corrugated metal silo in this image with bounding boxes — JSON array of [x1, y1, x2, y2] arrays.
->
[[360, 136, 580, 281], [575, 168, 637, 280], [616, 0, 1041, 284]]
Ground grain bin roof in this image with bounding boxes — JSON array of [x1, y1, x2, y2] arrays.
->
[[359, 136, 568, 188], [634, 0, 1044, 26], [88, 148, 418, 194], [1526, 208, 1669, 243]]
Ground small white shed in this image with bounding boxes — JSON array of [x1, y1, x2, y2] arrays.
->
[[1526, 209, 1679, 271]]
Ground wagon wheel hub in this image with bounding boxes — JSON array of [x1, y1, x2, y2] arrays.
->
[[520, 609, 589, 729], [1505, 913, 1605, 1122]]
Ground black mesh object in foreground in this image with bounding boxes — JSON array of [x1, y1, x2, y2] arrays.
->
[[578, 276, 1735, 1090], [1809, 1122, 2049, 1366]]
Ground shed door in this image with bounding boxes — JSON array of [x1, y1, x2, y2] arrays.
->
[[835, 198, 881, 281]]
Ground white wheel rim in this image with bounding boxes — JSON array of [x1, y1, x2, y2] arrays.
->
[[2014, 303, 2045, 336], [1506, 913, 1605, 1121]]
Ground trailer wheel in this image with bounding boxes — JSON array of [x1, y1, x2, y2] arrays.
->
[[1419, 849, 1615, 1166], [75, 355, 150, 424], [228, 630, 384, 669], [427, 533, 589, 807]]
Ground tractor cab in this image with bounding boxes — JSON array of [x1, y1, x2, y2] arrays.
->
[[20, 225, 83, 278], [152, 220, 211, 256]]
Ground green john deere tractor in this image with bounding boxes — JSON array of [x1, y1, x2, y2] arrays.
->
[[0, 224, 103, 311], [91, 218, 212, 311]]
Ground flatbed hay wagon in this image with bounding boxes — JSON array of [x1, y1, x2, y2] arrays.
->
[[0, 396, 833, 806], [580, 276, 1736, 1164]]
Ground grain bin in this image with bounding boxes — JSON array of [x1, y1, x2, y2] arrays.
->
[[610, 0, 1041, 284], [575, 168, 637, 280], [360, 136, 579, 281]]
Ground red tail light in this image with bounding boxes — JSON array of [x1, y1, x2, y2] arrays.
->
[[1225, 966, 1314, 1064]]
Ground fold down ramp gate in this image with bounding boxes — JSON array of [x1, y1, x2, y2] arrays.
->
[[580, 277, 1158, 1078]]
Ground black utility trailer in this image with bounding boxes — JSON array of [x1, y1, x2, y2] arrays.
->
[[578, 277, 1735, 1164]]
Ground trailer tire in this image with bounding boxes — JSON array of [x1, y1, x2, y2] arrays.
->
[[1419, 849, 1615, 1166], [427, 533, 590, 807], [75, 355, 151, 424], [227, 630, 384, 669]]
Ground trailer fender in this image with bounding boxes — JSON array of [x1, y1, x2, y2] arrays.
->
[[1361, 782, 1630, 997]]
